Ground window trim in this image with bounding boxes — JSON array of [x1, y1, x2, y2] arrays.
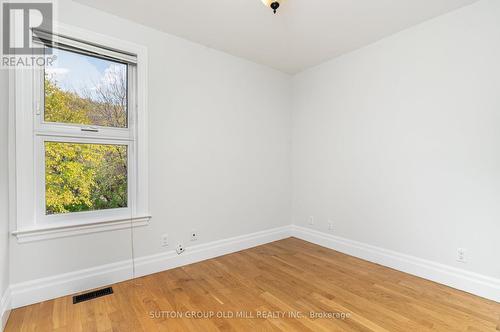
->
[[10, 22, 150, 242], [11, 216, 151, 244]]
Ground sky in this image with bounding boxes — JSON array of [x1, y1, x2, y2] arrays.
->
[[44, 47, 126, 98]]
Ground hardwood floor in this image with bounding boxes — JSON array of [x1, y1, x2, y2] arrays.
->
[[6, 237, 500, 331]]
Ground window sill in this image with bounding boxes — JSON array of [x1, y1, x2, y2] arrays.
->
[[12, 215, 151, 243]]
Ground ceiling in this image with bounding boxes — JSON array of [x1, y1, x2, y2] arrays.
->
[[72, 0, 479, 74]]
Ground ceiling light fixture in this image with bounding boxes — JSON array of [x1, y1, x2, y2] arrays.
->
[[261, 0, 285, 14]]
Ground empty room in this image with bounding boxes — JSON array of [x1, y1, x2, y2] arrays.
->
[[1, 0, 500, 331]]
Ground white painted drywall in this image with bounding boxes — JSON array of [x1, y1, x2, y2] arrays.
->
[[292, 0, 500, 279], [0, 68, 10, 305], [73, 0, 479, 74], [9, 0, 291, 283]]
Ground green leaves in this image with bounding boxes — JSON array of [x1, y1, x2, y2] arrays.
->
[[44, 79, 93, 125], [45, 142, 128, 215], [44, 79, 128, 215]]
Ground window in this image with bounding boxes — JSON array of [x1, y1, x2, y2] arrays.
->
[[45, 142, 128, 215], [44, 47, 128, 128], [11, 25, 149, 242], [34, 37, 136, 225]]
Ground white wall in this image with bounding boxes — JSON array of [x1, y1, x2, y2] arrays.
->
[[0, 68, 10, 324], [9, 0, 291, 283], [292, 0, 500, 279], [0, 3, 11, 327]]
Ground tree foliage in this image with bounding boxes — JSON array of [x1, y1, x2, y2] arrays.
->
[[45, 78, 128, 215]]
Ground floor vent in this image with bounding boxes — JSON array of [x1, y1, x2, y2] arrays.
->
[[73, 287, 114, 304]]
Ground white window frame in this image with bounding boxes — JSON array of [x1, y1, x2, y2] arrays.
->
[[10, 23, 150, 243]]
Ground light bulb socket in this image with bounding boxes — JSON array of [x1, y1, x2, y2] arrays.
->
[[270, 1, 280, 14]]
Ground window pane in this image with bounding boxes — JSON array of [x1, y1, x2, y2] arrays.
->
[[44, 47, 128, 128], [45, 142, 128, 215]]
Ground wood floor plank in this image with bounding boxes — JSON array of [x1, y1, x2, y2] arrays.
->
[[5, 238, 500, 331]]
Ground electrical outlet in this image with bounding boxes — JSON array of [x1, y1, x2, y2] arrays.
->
[[328, 220, 334, 231], [161, 234, 169, 247], [457, 248, 467, 263], [176, 243, 185, 255], [308, 216, 314, 225], [190, 230, 198, 241]]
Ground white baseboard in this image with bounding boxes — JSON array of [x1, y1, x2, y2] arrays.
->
[[10, 260, 134, 309], [8, 224, 499, 311], [133, 225, 292, 278], [10, 226, 291, 309], [1, 287, 11, 332], [291, 225, 500, 303]]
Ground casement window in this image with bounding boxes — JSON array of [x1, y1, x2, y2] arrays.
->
[[11, 24, 150, 242]]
